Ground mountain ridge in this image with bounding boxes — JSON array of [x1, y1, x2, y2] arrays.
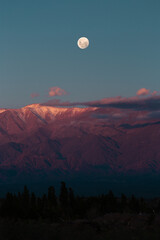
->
[[0, 103, 160, 184]]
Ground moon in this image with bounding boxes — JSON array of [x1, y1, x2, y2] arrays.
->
[[77, 37, 89, 49]]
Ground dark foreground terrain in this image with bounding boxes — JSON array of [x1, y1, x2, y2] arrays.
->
[[0, 213, 160, 240], [1, 183, 160, 239]]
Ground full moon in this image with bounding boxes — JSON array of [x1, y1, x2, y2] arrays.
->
[[77, 37, 89, 49]]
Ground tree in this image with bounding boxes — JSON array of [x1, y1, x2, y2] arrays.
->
[[29, 192, 37, 219], [22, 185, 30, 218], [107, 190, 117, 212], [48, 186, 57, 208], [22, 185, 30, 208], [129, 194, 140, 213], [69, 187, 75, 207], [1, 192, 14, 217], [59, 181, 68, 208], [120, 193, 127, 212]]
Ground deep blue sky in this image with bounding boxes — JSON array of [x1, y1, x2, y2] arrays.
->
[[1, 0, 160, 108]]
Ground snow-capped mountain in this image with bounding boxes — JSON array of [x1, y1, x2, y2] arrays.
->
[[0, 103, 160, 184]]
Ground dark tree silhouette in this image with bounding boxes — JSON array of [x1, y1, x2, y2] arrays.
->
[[69, 187, 75, 207], [0, 183, 159, 222], [59, 181, 68, 208], [120, 193, 127, 212], [30, 192, 37, 219], [48, 186, 57, 208], [129, 194, 140, 213], [107, 190, 117, 212], [22, 185, 30, 208]]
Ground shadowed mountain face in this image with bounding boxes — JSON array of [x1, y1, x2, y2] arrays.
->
[[0, 104, 160, 184]]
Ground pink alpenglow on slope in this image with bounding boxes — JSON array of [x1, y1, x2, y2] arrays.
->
[[49, 87, 67, 97]]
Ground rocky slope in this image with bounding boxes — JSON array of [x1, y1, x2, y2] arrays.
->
[[0, 104, 160, 183]]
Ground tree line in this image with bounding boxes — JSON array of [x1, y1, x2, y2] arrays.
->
[[0, 182, 160, 221]]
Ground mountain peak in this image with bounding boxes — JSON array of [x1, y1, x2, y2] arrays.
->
[[24, 103, 41, 108], [0, 101, 160, 185], [0, 109, 7, 114], [22, 103, 94, 117]]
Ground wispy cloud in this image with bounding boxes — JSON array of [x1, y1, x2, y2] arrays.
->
[[42, 94, 160, 111], [84, 96, 160, 111], [49, 87, 67, 97], [30, 93, 39, 98], [40, 88, 160, 120]]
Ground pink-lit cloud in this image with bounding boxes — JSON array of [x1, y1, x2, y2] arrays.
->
[[49, 87, 67, 97], [42, 94, 160, 111], [40, 87, 160, 122], [136, 88, 150, 96], [41, 93, 160, 121], [30, 93, 39, 98], [152, 90, 158, 96]]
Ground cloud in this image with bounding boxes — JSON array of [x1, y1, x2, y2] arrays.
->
[[42, 99, 73, 107], [152, 90, 159, 96], [42, 95, 160, 111], [92, 113, 110, 119], [41, 87, 160, 122], [136, 88, 150, 96], [92, 112, 127, 120], [147, 111, 160, 119], [30, 93, 39, 98], [86, 96, 160, 111], [49, 87, 67, 97]]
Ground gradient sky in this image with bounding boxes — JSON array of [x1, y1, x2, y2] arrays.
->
[[1, 0, 160, 108]]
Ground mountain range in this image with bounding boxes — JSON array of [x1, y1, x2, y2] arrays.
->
[[0, 103, 160, 195]]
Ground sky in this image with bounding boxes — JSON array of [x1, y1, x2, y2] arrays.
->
[[1, 0, 160, 108]]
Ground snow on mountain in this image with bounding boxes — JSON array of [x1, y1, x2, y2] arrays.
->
[[0, 103, 160, 184], [22, 104, 93, 122], [0, 109, 7, 114]]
